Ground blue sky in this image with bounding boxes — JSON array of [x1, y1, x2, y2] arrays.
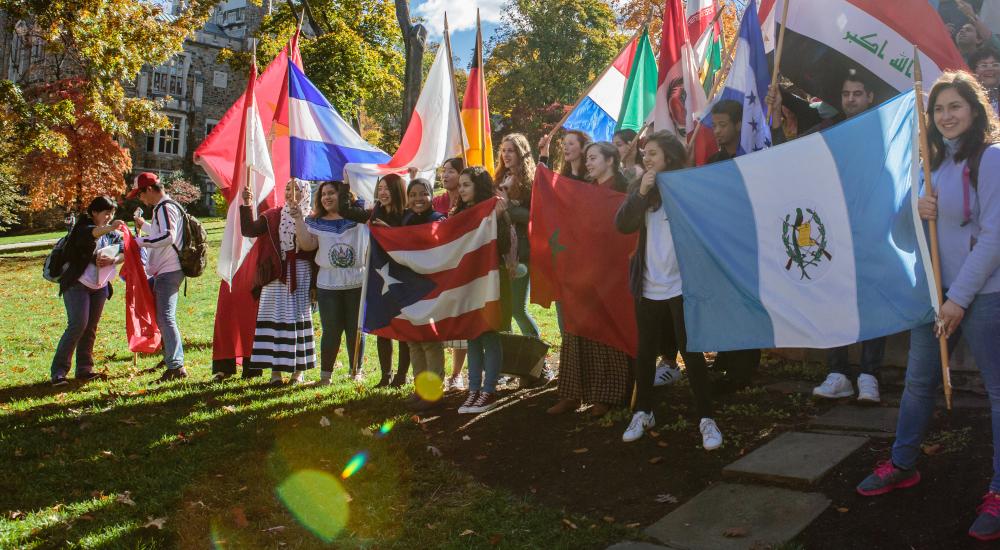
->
[[412, 0, 503, 69]]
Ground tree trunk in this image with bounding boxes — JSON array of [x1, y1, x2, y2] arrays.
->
[[394, 0, 426, 134]]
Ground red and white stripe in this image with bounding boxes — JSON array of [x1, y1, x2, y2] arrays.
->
[[369, 198, 503, 341]]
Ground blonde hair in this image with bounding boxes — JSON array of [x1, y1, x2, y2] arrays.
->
[[494, 133, 536, 202]]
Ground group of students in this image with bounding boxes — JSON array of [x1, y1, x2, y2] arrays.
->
[[48, 63, 1000, 539]]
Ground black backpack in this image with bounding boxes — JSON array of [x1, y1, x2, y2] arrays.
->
[[156, 200, 208, 278], [42, 230, 72, 283]]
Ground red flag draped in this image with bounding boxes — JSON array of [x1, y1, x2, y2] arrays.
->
[[120, 231, 161, 353], [528, 166, 638, 356], [194, 36, 301, 362]]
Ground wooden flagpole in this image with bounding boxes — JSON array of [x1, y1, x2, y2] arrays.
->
[[912, 45, 953, 410], [477, 9, 488, 170], [443, 14, 469, 167], [769, 0, 791, 89], [351, 238, 372, 379], [544, 24, 649, 144]]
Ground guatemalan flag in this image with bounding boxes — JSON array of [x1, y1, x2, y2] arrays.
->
[[363, 198, 504, 341], [288, 62, 390, 182], [658, 91, 935, 352], [700, 0, 771, 156], [562, 34, 641, 143]]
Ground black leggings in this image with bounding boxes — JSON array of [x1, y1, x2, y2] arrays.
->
[[377, 337, 411, 379], [634, 296, 712, 418], [317, 287, 364, 372]]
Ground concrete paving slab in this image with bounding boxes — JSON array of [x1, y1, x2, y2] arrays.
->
[[607, 543, 674, 550], [811, 405, 899, 432], [807, 428, 894, 440], [645, 483, 829, 550], [722, 432, 867, 485]]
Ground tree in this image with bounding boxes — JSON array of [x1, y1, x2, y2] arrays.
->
[[0, 0, 215, 215], [488, 0, 624, 143], [22, 78, 132, 211], [162, 170, 202, 206], [394, 0, 426, 133], [246, 0, 405, 152]]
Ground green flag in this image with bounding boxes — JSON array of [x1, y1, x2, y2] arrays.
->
[[615, 28, 657, 133], [697, 26, 724, 97]]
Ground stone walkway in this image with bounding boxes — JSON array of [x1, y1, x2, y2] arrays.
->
[[0, 238, 58, 254], [609, 379, 986, 549]]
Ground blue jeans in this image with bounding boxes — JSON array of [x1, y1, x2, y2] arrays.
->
[[511, 268, 539, 337], [827, 336, 887, 377], [51, 283, 107, 380], [892, 292, 1000, 491], [467, 331, 502, 393], [153, 270, 185, 370]]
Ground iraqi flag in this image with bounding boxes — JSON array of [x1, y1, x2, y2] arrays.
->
[[363, 198, 504, 341], [763, 0, 967, 108], [653, 0, 717, 163], [193, 40, 300, 363], [528, 166, 638, 356], [657, 91, 935, 351], [344, 45, 466, 202], [562, 34, 640, 143]]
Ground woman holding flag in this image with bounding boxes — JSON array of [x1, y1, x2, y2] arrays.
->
[[370, 174, 412, 388], [615, 131, 723, 451], [241, 179, 317, 385], [855, 71, 1000, 542]]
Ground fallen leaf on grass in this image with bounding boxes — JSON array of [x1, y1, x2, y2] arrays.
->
[[143, 517, 167, 529], [836, 507, 850, 513], [462, 435, 471, 441], [475, 455, 488, 460], [79, 514, 94, 521], [562, 518, 578, 530], [9, 511, 23, 520], [187, 501, 206, 509], [488, 533, 504, 545], [333, 408, 345, 417], [231, 507, 249, 528], [460, 529, 475, 536], [14, 448, 23, 457], [427, 446, 442, 457], [572, 448, 589, 454], [657, 441, 668, 448], [625, 522, 641, 529], [922, 443, 943, 456], [361, 428, 374, 437], [602, 516, 615, 523], [119, 418, 139, 426], [115, 492, 135, 506], [263, 525, 286, 533], [648, 456, 664, 464], [655, 494, 678, 504], [319, 416, 331, 427], [100, 450, 114, 458], [648, 430, 660, 438], [722, 527, 748, 538], [222, 405, 236, 413]]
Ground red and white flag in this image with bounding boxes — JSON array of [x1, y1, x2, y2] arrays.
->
[[363, 198, 504, 342], [344, 44, 466, 202]]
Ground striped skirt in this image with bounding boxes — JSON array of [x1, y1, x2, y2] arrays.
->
[[556, 332, 632, 405], [251, 259, 316, 372]]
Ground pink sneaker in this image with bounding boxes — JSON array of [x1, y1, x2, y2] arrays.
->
[[856, 460, 921, 496], [970, 492, 1000, 541]]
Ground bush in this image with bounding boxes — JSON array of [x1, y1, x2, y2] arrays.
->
[[162, 171, 202, 206]]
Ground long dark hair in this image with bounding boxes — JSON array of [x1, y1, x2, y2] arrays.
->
[[613, 129, 642, 166], [375, 174, 407, 217], [86, 195, 117, 216], [311, 181, 354, 218], [454, 166, 495, 215], [633, 131, 689, 210], [928, 70, 1000, 170]]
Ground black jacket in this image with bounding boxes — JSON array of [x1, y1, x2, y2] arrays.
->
[[59, 216, 122, 297], [614, 181, 660, 299]]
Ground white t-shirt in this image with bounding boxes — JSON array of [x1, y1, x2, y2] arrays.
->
[[306, 217, 369, 290], [642, 204, 683, 300], [78, 237, 121, 290]]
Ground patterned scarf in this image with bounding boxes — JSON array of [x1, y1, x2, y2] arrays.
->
[[279, 179, 312, 254]]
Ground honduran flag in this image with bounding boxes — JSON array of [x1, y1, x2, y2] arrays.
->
[[761, 0, 966, 108], [700, 0, 772, 156], [363, 198, 504, 342], [562, 34, 640, 143], [288, 62, 390, 182], [657, 91, 935, 352]]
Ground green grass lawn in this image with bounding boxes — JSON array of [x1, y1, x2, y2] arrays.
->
[[0, 218, 228, 247], [0, 221, 618, 548]]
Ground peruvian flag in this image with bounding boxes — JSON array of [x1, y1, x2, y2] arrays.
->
[[652, 0, 717, 163], [528, 166, 638, 356], [760, 0, 966, 107], [344, 44, 466, 202], [193, 34, 302, 363]]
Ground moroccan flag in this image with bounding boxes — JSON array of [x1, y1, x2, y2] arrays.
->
[[120, 230, 161, 354], [653, 0, 717, 164], [760, 0, 966, 108], [193, 37, 302, 363], [528, 166, 638, 357], [462, 16, 494, 175], [615, 27, 657, 133]]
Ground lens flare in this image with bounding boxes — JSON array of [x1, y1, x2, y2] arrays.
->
[[414, 371, 444, 402], [341, 452, 367, 479], [377, 420, 394, 437], [276, 470, 351, 543]]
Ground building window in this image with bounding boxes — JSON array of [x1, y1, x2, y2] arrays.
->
[[146, 115, 185, 156], [205, 119, 219, 137], [213, 70, 227, 88], [152, 56, 187, 97]]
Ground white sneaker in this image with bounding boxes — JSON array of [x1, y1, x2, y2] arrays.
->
[[622, 411, 656, 443], [699, 418, 723, 451], [653, 362, 682, 387], [856, 374, 880, 403], [812, 373, 854, 399]]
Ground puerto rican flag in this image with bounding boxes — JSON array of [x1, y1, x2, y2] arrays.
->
[[363, 198, 504, 341]]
